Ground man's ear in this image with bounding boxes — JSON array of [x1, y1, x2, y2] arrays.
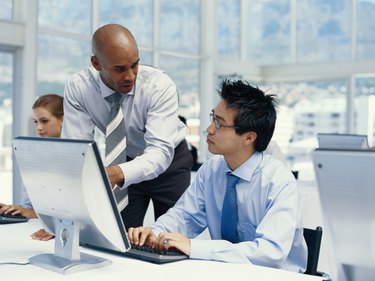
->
[[91, 56, 101, 71], [244, 131, 257, 146]]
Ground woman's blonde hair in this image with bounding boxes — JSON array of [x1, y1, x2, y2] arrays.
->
[[32, 94, 63, 119]]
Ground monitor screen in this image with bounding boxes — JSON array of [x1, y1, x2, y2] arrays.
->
[[313, 148, 375, 281], [317, 133, 369, 149], [12, 136, 130, 274]]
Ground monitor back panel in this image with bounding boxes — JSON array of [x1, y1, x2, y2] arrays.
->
[[12, 136, 130, 253], [313, 148, 375, 269], [317, 133, 369, 149]]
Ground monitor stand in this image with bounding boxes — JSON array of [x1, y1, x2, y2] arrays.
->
[[29, 218, 111, 274]]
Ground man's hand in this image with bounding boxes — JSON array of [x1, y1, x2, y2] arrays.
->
[[106, 165, 125, 188], [31, 228, 55, 241], [155, 232, 191, 256], [128, 227, 191, 256], [0, 202, 9, 213], [128, 226, 157, 247]]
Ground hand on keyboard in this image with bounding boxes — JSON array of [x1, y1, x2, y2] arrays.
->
[[124, 244, 188, 264], [131, 244, 185, 256], [0, 212, 29, 224], [128, 226, 191, 257]]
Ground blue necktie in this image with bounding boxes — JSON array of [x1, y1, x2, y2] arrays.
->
[[221, 172, 240, 243]]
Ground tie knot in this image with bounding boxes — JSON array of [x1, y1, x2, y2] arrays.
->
[[226, 173, 240, 189], [105, 93, 124, 106]]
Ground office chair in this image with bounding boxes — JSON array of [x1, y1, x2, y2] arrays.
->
[[303, 226, 331, 280], [191, 162, 202, 172]]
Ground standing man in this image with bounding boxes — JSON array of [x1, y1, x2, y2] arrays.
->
[[62, 24, 193, 229], [128, 79, 308, 272]]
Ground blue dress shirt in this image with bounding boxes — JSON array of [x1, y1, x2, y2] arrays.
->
[[20, 184, 32, 209], [61, 65, 186, 187], [150, 152, 308, 272]]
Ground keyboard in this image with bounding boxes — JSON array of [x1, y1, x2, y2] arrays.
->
[[0, 213, 29, 224], [123, 244, 188, 264]]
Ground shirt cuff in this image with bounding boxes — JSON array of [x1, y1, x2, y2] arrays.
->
[[190, 239, 212, 260], [119, 161, 142, 188]]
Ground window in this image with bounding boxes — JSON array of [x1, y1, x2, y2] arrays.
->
[[159, 55, 200, 150], [160, 0, 200, 54], [357, 0, 375, 59], [38, 0, 91, 35], [217, 0, 240, 59], [3, 0, 373, 184], [247, 0, 291, 64], [256, 79, 347, 180], [37, 34, 91, 96], [0, 0, 12, 20], [0, 51, 13, 203], [37, 0, 92, 96], [100, 0, 153, 47], [139, 51, 153, 66], [297, 0, 351, 63], [159, 0, 201, 152], [159, 56, 200, 120], [354, 75, 375, 145]]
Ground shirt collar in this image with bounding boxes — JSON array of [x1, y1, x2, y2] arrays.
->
[[97, 70, 136, 99], [226, 151, 262, 182]]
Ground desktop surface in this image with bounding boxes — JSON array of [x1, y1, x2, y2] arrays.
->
[[0, 220, 323, 281]]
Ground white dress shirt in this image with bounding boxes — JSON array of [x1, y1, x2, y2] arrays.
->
[[150, 152, 308, 272], [62, 65, 186, 187]]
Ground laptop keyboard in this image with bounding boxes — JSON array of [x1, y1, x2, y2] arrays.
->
[[124, 244, 188, 264], [0, 213, 29, 224]]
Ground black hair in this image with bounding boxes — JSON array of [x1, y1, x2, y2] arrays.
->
[[218, 79, 278, 152]]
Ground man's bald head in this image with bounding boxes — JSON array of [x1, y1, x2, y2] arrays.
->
[[90, 24, 140, 94], [92, 24, 138, 61]]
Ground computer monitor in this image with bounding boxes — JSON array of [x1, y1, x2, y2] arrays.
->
[[317, 133, 369, 149], [12, 136, 130, 274], [312, 148, 375, 281]]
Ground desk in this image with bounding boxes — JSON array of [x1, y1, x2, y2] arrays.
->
[[0, 220, 322, 281]]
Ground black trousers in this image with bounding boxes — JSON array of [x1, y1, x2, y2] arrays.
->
[[120, 140, 194, 230]]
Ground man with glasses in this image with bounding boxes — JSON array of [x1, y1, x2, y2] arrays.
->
[[128, 79, 308, 272]]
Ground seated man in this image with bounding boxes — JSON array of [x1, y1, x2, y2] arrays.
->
[[128, 79, 308, 272]]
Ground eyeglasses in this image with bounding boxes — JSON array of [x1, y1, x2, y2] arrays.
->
[[209, 111, 240, 130]]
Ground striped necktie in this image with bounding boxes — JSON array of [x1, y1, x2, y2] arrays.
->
[[105, 93, 127, 166], [221, 172, 240, 243], [104, 93, 128, 212]]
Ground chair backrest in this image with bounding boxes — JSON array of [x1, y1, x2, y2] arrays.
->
[[191, 162, 203, 172], [303, 226, 323, 276]]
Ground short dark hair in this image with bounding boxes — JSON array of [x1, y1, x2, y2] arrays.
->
[[218, 79, 278, 152]]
